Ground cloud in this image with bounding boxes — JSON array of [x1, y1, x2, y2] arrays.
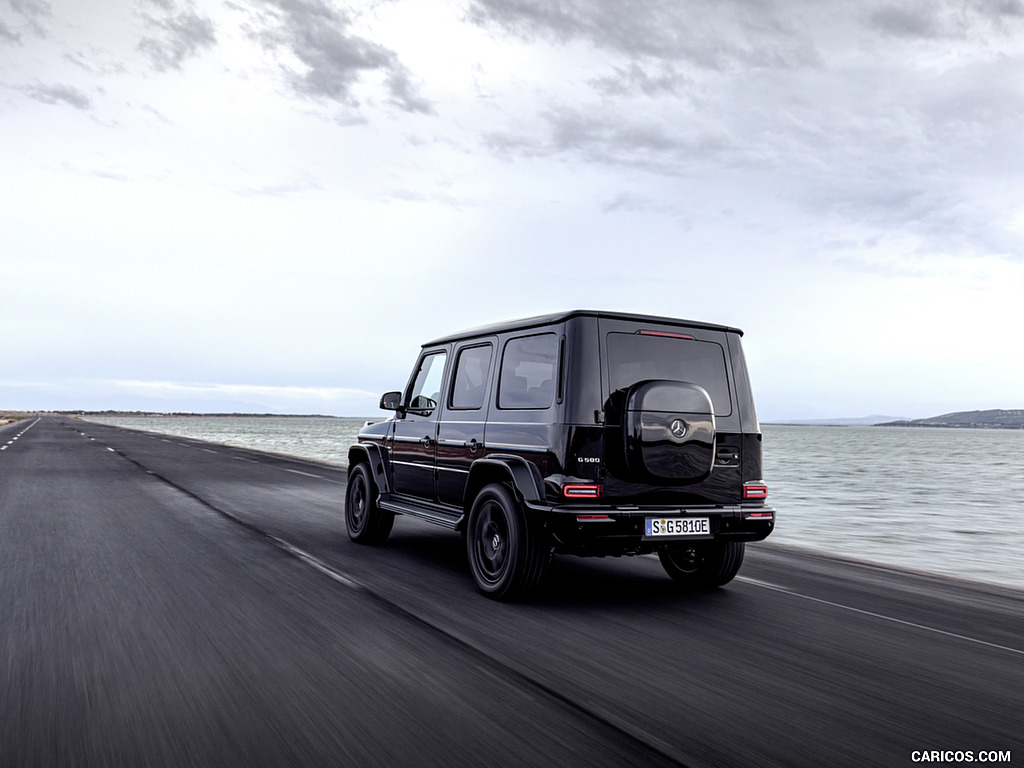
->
[[467, 0, 822, 71], [7, 0, 50, 39], [466, 0, 1024, 264], [238, 176, 324, 197], [869, 1, 1024, 39], [0, 19, 19, 43], [24, 82, 91, 109], [470, 0, 1024, 63], [485, 105, 734, 173], [385, 64, 435, 114], [600, 191, 685, 217], [868, 6, 944, 39], [252, 0, 433, 113], [138, 0, 217, 71], [590, 62, 685, 97]]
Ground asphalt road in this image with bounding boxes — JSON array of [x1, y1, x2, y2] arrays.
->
[[1, 416, 1021, 767]]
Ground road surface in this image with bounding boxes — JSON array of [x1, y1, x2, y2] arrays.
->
[[1, 416, 1021, 767]]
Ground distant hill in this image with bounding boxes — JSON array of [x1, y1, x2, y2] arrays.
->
[[880, 410, 1024, 429]]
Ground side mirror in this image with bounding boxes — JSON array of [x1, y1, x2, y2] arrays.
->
[[379, 391, 402, 411]]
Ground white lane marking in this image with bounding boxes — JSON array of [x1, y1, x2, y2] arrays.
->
[[233, 457, 259, 463], [278, 465, 346, 485], [161, 439, 173, 443], [201, 449, 218, 454], [735, 576, 1024, 656], [736, 576, 787, 591], [283, 468, 322, 479], [271, 538, 361, 590], [107, 447, 116, 452], [0, 446, 6, 451]]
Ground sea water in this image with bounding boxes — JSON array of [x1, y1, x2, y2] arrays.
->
[[86, 416, 1024, 589], [762, 424, 1024, 589], [87, 415, 368, 466]]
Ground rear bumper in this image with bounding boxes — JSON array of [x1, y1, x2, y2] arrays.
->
[[528, 502, 776, 556]]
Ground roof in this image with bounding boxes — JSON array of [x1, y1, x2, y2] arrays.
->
[[424, 310, 743, 346]]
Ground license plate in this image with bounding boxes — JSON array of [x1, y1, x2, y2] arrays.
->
[[644, 517, 710, 537]]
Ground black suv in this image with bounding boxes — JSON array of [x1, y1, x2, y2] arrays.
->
[[347, 310, 774, 599]]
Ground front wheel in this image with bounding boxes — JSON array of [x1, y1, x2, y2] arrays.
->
[[466, 484, 549, 600], [345, 463, 394, 544], [658, 541, 745, 589]]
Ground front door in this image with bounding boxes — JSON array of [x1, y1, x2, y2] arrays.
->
[[391, 348, 448, 500]]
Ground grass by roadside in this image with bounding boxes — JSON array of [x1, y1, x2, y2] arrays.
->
[[0, 412, 33, 427]]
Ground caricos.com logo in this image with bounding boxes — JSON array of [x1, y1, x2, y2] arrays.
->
[[911, 751, 1012, 764]]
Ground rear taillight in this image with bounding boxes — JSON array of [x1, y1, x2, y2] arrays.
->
[[743, 481, 768, 500], [576, 513, 612, 522], [563, 484, 602, 499]]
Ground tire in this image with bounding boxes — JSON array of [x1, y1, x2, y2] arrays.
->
[[658, 541, 745, 589], [466, 483, 549, 600], [345, 463, 394, 544]]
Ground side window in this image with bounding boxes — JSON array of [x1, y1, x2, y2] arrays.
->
[[498, 333, 558, 410], [407, 351, 447, 414], [450, 344, 493, 410]]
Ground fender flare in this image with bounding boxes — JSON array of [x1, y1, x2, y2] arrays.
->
[[466, 454, 545, 507], [347, 443, 393, 494]]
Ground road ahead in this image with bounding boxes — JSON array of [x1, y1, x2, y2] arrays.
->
[[1, 417, 1021, 767]]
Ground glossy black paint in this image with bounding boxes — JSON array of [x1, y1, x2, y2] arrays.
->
[[352, 310, 775, 555]]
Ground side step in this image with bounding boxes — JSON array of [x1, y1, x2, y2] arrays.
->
[[378, 496, 464, 531]]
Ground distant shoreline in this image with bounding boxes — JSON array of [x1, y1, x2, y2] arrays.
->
[[877, 409, 1024, 429], [768, 409, 1024, 430], [7, 408, 1024, 429], [68, 411, 343, 419]]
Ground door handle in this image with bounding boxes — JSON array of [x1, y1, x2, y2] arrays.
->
[[420, 435, 434, 447], [465, 438, 482, 453]]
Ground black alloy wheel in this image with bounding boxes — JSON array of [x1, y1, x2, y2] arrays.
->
[[345, 463, 394, 544], [466, 483, 549, 600], [658, 541, 745, 588]]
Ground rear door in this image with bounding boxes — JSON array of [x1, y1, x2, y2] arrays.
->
[[436, 339, 496, 507]]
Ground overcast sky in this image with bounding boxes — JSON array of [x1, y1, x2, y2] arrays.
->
[[3, 0, 1023, 419]]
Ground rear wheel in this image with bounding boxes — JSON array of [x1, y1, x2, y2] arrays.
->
[[466, 483, 549, 600], [658, 541, 745, 589], [345, 463, 394, 544]]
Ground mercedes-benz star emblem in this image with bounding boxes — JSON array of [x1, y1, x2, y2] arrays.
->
[[670, 419, 688, 439]]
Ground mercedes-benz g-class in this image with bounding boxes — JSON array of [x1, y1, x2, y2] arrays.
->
[[347, 310, 774, 599]]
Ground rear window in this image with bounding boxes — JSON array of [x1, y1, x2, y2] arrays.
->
[[606, 333, 732, 416]]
